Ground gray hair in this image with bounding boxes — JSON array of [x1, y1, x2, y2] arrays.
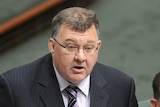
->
[[51, 7, 100, 38]]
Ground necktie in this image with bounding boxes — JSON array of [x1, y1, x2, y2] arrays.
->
[[65, 85, 78, 107]]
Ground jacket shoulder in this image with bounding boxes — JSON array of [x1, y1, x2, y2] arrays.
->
[[94, 62, 133, 82], [1, 54, 52, 82]]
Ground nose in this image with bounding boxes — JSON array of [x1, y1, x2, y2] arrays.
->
[[74, 48, 86, 62]]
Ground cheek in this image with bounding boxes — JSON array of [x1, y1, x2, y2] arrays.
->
[[90, 53, 98, 62], [87, 54, 98, 68], [54, 47, 72, 62], [54, 53, 74, 68]]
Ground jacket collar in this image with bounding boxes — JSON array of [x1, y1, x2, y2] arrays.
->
[[90, 65, 109, 107], [38, 54, 64, 107]]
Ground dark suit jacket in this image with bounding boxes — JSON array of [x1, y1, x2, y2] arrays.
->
[[0, 53, 138, 107]]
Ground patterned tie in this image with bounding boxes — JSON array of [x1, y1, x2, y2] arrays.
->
[[65, 85, 78, 107]]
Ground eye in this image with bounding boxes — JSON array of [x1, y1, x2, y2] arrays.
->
[[84, 46, 94, 52], [67, 45, 77, 49], [66, 45, 78, 51]]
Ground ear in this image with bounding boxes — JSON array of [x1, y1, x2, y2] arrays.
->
[[150, 98, 157, 107], [48, 38, 55, 54], [97, 40, 102, 51]]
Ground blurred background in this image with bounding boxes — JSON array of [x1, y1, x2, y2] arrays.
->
[[0, 0, 160, 102]]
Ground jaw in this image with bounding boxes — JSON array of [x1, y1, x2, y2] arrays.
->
[[67, 73, 88, 84]]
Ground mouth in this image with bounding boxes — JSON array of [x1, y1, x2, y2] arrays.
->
[[72, 66, 85, 73], [74, 66, 84, 69]]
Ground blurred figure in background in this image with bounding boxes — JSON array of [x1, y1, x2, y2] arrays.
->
[[151, 72, 160, 107]]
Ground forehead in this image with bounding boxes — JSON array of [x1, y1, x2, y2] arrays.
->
[[57, 25, 98, 41]]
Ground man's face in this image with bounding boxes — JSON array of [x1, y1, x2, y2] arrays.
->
[[150, 98, 160, 107], [48, 25, 101, 84]]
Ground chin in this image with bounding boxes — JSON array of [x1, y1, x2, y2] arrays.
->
[[70, 78, 84, 84]]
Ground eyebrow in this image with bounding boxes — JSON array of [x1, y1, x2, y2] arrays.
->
[[64, 38, 97, 44], [64, 39, 76, 43]]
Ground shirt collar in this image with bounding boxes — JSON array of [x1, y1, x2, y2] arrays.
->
[[53, 64, 90, 97]]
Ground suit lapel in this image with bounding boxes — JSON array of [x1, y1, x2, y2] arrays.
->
[[37, 54, 64, 107], [90, 68, 109, 107], [39, 85, 64, 107]]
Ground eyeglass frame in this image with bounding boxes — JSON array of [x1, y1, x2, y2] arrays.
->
[[53, 37, 99, 55]]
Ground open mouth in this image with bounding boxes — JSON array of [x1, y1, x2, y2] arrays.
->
[[72, 66, 84, 72], [73, 66, 84, 69]]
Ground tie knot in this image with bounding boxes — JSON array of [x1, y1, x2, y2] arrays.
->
[[68, 85, 78, 90], [65, 85, 78, 97]]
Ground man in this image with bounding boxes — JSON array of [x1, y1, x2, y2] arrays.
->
[[0, 7, 138, 107], [150, 72, 160, 107]]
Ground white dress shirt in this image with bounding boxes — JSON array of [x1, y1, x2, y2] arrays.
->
[[53, 64, 90, 107]]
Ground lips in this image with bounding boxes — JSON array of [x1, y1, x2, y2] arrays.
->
[[73, 66, 83, 69], [72, 66, 85, 73]]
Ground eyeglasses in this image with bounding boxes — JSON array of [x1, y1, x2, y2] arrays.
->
[[53, 38, 98, 55]]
